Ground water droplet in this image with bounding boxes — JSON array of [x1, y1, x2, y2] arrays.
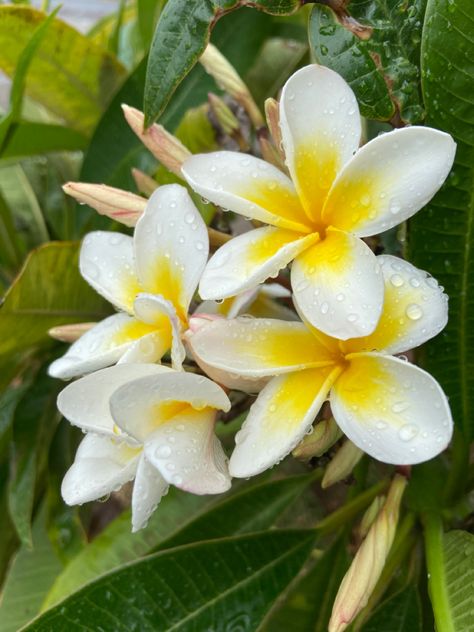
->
[[320, 302, 329, 314], [185, 212, 195, 224], [398, 424, 419, 441], [406, 303, 423, 320], [390, 274, 404, 287], [155, 445, 171, 458], [392, 401, 410, 414], [347, 313, 358, 323]]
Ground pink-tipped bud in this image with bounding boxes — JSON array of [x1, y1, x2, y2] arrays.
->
[[122, 104, 191, 177], [322, 440, 364, 489], [329, 474, 408, 632], [187, 313, 224, 335], [264, 98, 285, 160], [63, 182, 146, 227], [131, 168, 159, 197], [48, 322, 95, 343]]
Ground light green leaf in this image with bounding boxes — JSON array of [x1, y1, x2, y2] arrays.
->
[[309, 1, 425, 124], [408, 0, 474, 440], [0, 6, 126, 134], [360, 586, 422, 632], [28, 530, 315, 631], [42, 473, 312, 609], [144, 0, 302, 126]]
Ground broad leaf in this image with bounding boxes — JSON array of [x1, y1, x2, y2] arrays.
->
[[360, 585, 422, 632], [144, 0, 302, 125], [442, 530, 474, 632], [309, 1, 425, 123], [0, 6, 126, 134], [27, 531, 315, 631], [408, 0, 474, 439], [0, 242, 108, 384], [42, 473, 311, 608], [1, 123, 87, 159]]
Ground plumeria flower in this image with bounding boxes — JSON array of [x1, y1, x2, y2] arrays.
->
[[182, 64, 456, 339], [58, 364, 231, 531], [187, 256, 453, 477], [49, 184, 209, 379]]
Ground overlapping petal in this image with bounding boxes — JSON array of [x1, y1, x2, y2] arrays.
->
[[187, 316, 338, 378], [322, 127, 456, 237], [230, 365, 342, 477], [48, 314, 160, 379], [346, 256, 448, 355], [80, 232, 140, 314], [134, 185, 209, 319], [131, 455, 169, 532], [291, 228, 383, 339], [61, 434, 140, 505], [279, 64, 361, 224], [182, 151, 312, 233], [199, 226, 317, 300], [331, 353, 453, 465]]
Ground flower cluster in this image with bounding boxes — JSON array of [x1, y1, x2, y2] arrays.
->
[[50, 63, 456, 537]]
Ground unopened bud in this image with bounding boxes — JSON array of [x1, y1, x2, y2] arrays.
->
[[131, 168, 159, 197], [122, 104, 191, 177], [258, 130, 287, 172], [49, 322, 95, 343], [63, 182, 146, 227], [329, 474, 407, 632], [200, 44, 264, 128], [208, 93, 240, 137], [293, 417, 342, 460], [357, 495, 386, 540], [186, 313, 224, 335], [322, 440, 363, 489], [264, 98, 285, 160]]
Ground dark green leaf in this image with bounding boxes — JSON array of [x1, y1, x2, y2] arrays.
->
[[144, 0, 302, 126], [442, 530, 474, 632], [1, 122, 87, 159], [408, 0, 474, 439], [27, 531, 315, 632], [360, 586, 422, 632], [309, 1, 425, 123], [261, 536, 349, 632]]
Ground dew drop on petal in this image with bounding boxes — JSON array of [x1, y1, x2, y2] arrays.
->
[[155, 445, 171, 459], [406, 303, 423, 320], [398, 424, 419, 442], [390, 274, 404, 287]]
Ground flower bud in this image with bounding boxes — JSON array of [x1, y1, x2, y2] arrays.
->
[[264, 97, 285, 159], [121, 104, 191, 177], [208, 93, 240, 137], [131, 168, 159, 197], [293, 416, 342, 460], [200, 44, 264, 128], [329, 474, 407, 632], [357, 495, 386, 540], [322, 440, 363, 489], [48, 322, 95, 343], [63, 182, 146, 227]]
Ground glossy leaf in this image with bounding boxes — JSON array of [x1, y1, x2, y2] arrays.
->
[[360, 586, 422, 632], [309, 1, 425, 123], [442, 530, 474, 631], [42, 473, 311, 608], [28, 531, 315, 632], [144, 0, 303, 126], [0, 6, 126, 134], [408, 0, 474, 439]]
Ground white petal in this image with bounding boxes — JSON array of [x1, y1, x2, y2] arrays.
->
[[345, 255, 449, 355], [61, 434, 140, 505], [56, 363, 171, 437], [48, 314, 158, 379], [80, 232, 140, 314], [331, 353, 453, 465], [134, 293, 184, 370], [118, 332, 170, 365], [182, 151, 311, 232], [322, 127, 456, 237], [291, 229, 384, 339], [133, 184, 208, 318], [199, 226, 317, 300], [230, 366, 341, 478], [187, 316, 338, 377], [109, 371, 231, 443], [144, 408, 231, 494], [131, 455, 169, 532], [279, 64, 361, 223]]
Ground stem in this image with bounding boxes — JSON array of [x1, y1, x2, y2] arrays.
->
[[422, 512, 455, 632], [444, 427, 470, 503]]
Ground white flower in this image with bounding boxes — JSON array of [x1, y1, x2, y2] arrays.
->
[[49, 184, 209, 379], [182, 64, 456, 339], [58, 364, 231, 531], [187, 256, 453, 477]]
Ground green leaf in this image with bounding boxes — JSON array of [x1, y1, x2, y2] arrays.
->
[[27, 530, 315, 631], [42, 473, 311, 609], [0, 507, 62, 632], [260, 536, 349, 632], [144, 0, 302, 126], [137, 0, 164, 50], [360, 586, 422, 632], [0, 242, 108, 380], [408, 0, 474, 440], [0, 6, 126, 134], [0, 122, 87, 159], [309, 1, 425, 123]]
